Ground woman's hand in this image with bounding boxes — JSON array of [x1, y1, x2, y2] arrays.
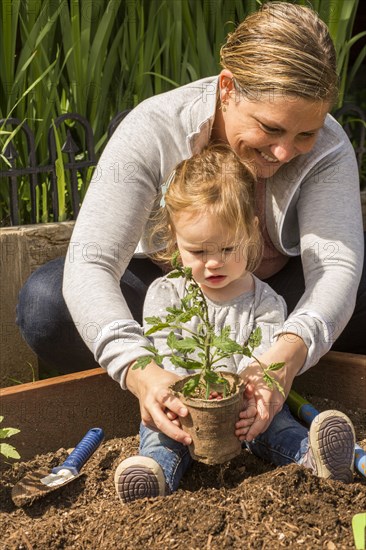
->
[[126, 360, 192, 445], [239, 334, 308, 441], [239, 363, 286, 441]]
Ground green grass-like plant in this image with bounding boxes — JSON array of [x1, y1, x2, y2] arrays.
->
[[0, 0, 364, 225], [0, 416, 20, 461], [133, 253, 284, 399]]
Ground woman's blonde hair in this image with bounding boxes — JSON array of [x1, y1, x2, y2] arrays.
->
[[151, 145, 263, 272], [220, 2, 338, 105]]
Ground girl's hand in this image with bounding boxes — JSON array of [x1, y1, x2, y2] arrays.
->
[[126, 360, 192, 445], [235, 383, 257, 441]]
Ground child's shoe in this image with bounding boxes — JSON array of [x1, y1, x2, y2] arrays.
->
[[305, 410, 355, 483], [114, 456, 168, 504]]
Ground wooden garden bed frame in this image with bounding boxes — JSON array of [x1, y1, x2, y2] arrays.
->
[[0, 351, 365, 462]]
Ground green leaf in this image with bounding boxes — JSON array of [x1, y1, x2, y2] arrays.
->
[[145, 323, 170, 335], [0, 443, 21, 460], [181, 374, 200, 396], [219, 326, 231, 339], [248, 327, 262, 350], [273, 379, 286, 398], [167, 331, 178, 350], [204, 371, 221, 384], [263, 374, 274, 390], [132, 356, 152, 370], [267, 362, 285, 372], [0, 428, 20, 439], [263, 373, 285, 398], [170, 356, 202, 370], [214, 375, 229, 387], [52, 120, 67, 221], [213, 336, 243, 354], [242, 347, 252, 358], [174, 311, 196, 324], [171, 251, 180, 269], [165, 306, 182, 315], [145, 316, 162, 325], [141, 344, 159, 355], [174, 337, 197, 352], [167, 269, 182, 279]]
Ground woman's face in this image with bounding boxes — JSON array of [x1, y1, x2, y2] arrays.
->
[[216, 71, 330, 179]]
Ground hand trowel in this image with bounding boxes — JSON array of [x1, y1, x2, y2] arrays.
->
[[11, 427, 104, 507]]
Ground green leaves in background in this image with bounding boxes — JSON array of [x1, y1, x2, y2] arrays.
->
[[0, 416, 20, 461], [0, 0, 364, 225]]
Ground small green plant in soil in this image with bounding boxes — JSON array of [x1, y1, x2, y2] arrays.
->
[[0, 416, 20, 461], [133, 253, 284, 399]]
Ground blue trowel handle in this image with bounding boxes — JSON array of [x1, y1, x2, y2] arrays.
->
[[52, 428, 104, 476]]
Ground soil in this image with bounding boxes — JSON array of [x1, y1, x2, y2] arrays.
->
[[1, 394, 366, 550]]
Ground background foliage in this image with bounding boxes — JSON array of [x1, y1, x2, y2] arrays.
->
[[0, 0, 365, 225]]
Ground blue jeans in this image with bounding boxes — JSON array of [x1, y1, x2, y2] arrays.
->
[[16, 256, 164, 373], [139, 404, 308, 492]]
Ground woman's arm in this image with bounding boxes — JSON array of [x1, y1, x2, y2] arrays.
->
[[275, 124, 363, 372], [62, 97, 188, 388]]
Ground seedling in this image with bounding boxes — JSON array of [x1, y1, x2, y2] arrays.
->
[[133, 253, 284, 399], [0, 416, 20, 461]]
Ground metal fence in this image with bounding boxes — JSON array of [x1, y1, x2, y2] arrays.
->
[[0, 110, 129, 226], [0, 106, 365, 226]]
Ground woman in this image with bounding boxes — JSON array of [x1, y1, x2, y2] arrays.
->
[[18, 3, 365, 448], [113, 145, 355, 504]]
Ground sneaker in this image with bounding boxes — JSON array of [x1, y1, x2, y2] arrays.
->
[[306, 410, 355, 483], [114, 456, 168, 504]]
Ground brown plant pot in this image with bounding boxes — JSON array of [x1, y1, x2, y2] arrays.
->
[[171, 372, 245, 465]]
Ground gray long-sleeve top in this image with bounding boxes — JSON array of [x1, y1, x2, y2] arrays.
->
[[142, 275, 287, 376], [63, 76, 364, 388]]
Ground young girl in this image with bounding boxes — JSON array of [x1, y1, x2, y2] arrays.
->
[[114, 146, 356, 503]]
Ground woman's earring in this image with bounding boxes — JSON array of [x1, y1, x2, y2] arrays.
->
[[221, 101, 227, 113]]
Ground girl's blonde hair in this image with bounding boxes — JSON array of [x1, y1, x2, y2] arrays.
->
[[151, 145, 263, 272], [220, 2, 338, 105]]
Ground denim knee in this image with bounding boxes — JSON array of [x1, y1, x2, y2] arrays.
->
[[139, 424, 193, 492], [245, 405, 308, 466], [16, 257, 96, 372], [16, 257, 68, 347]]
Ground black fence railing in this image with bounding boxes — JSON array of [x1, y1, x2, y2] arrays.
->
[[0, 110, 131, 226], [0, 106, 364, 226]]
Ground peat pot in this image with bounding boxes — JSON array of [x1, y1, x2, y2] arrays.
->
[[171, 372, 245, 465]]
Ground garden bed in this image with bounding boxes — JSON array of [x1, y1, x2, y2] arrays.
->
[[1, 352, 366, 548], [1, 391, 366, 549]]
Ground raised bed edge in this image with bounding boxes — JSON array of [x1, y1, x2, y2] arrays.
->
[[0, 351, 365, 463]]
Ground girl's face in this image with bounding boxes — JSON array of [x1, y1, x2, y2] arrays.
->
[[214, 70, 330, 179], [173, 209, 254, 301]]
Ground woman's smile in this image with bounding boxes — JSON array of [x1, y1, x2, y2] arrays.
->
[[256, 150, 280, 163]]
